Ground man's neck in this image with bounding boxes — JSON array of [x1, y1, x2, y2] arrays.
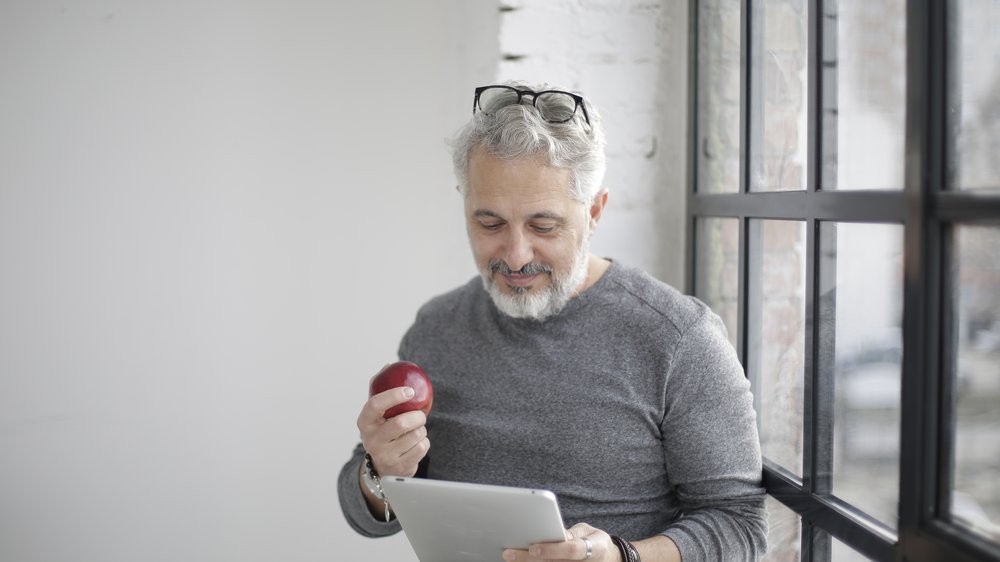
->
[[576, 254, 612, 296]]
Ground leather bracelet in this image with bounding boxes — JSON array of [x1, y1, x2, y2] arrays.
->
[[610, 535, 641, 562], [362, 453, 392, 522]]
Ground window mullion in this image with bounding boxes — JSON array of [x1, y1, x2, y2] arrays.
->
[[899, 0, 947, 561], [803, 217, 820, 495]]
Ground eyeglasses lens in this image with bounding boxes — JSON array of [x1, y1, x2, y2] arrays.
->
[[477, 87, 520, 115], [534, 92, 577, 123]]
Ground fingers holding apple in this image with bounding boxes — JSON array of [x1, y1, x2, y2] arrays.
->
[[357, 361, 433, 427], [369, 361, 433, 418], [363, 411, 430, 477], [359, 385, 418, 426], [389, 420, 431, 471], [357, 361, 434, 477]]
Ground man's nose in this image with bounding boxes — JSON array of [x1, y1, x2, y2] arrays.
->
[[503, 229, 534, 272]]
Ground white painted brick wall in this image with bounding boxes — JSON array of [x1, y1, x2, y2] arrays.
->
[[495, 0, 689, 289]]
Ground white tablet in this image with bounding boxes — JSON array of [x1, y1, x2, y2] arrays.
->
[[379, 476, 568, 562]]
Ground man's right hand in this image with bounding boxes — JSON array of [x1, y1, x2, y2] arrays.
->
[[357, 385, 431, 479]]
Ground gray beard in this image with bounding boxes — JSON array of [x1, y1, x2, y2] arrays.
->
[[480, 237, 591, 321]]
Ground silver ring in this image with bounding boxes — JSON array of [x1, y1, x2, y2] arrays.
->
[[581, 536, 593, 560]]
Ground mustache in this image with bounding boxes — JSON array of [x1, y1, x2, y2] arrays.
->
[[488, 259, 553, 276]]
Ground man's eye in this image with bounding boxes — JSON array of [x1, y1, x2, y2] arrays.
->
[[532, 225, 556, 234], [480, 222, 503, 231]]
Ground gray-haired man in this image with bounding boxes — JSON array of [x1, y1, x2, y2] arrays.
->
[[338, 81, 768, 562]]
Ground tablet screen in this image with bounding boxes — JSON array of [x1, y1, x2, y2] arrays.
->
[[380, 477, 567, 562]]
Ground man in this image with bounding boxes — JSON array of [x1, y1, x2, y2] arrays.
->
[[338, 81, 767, 561]]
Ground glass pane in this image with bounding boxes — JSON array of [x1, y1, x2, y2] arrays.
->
[[748, 219, 806, 474], [951, 225, 1000, 542], [695, 217, 740, 347], [818, 222, 903, 528], [950, 1, 1000, 190], [749, 0, 808, 192], [820, 1, 906, 190], [697, 0, 742, 194], [830, 534, 874, 561], [762, 496, 802, 562]]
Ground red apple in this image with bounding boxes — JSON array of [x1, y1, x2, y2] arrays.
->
[[369, 361, 433, 419]]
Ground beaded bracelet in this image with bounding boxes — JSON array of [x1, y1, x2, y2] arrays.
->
[[610, 535, 641, 562]]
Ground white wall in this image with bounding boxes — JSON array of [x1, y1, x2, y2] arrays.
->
[[0, 1, 691, 561], [0, 2, 495, 561]]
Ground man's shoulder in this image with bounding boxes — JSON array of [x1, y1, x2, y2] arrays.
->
[[399, 276, 485, 362], [605, 262, 709, 335], [414, 276, 484, 322]]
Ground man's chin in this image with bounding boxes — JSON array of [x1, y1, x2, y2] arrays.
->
[[482, 278, 562, 320], [492, 280, 539, 302]]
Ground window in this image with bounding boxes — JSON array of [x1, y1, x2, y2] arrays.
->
[[689, 0, 1000, 560]]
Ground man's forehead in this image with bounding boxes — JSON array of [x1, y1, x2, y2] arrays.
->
[[468, 147, 568, 180], [466, 183, 578, 217], [467, 153, 576, 208]]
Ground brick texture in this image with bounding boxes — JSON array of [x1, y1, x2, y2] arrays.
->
[[494, 0, 688, 288]]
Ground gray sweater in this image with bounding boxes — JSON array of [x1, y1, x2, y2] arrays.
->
[[338, 260, 767, 561]]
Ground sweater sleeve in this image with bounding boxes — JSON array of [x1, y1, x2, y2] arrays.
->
[[658, 309, 768, 561], [336, 442, 403, 538], [337, 321, 422, 538]]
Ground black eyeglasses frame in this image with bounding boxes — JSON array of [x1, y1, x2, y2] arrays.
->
[[472, 85, 591, 127]]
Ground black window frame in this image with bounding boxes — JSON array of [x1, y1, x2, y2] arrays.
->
[[686, 0, 1000, 560]]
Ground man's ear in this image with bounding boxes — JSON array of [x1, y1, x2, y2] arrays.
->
[[588, 190, 609, 231]]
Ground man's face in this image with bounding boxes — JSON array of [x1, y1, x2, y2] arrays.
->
[[464, 147, 594, 320]]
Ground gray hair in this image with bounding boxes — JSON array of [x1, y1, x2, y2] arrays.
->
[[450, 80, 608, 205]]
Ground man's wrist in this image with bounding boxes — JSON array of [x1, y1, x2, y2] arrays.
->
[[610, 535, 641, 562], [359, 454, 392, 522]]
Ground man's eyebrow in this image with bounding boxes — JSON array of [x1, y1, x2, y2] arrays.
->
[[528, 211, 566, 222], [473, 209, 502, 219], [472, 209, 566, 221]]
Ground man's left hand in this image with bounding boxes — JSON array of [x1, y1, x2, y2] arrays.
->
[[502, 522, 620, 562]]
